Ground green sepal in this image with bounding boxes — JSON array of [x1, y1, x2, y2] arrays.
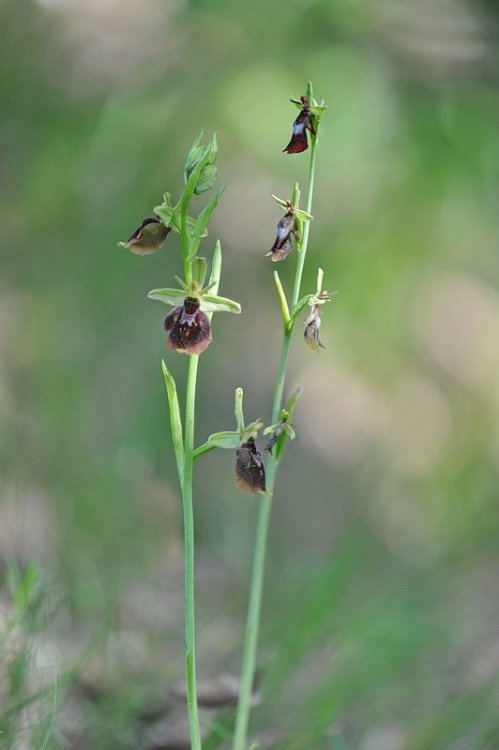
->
[[204, 430, 241, 450], [271, 193, 289, 209], [241, 419, 264, 443], [192, 257, 208, 288], [148, 288, 186, 306], [201, 294, 241, 314], [188, 184, 226, 263], [161, 360, 184, 484]]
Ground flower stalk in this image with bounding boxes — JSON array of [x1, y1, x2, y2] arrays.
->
[[233, 81, 326, 750], [120, 133, 240, 750]]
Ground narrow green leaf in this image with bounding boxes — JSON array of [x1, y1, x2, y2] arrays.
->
[[274, 271, 290, 327], [148, 288, 186, 306], [201, 294, 241, 314], [188, 184, 226, 263], [161, 360, 184, 484]]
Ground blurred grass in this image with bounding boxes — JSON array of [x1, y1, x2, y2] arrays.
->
[[1, 0, 499, 747]]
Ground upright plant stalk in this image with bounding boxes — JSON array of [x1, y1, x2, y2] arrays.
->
[[183, 353, 202, 750], [120, 133, 242, 750], [233, 92, 321, 750]]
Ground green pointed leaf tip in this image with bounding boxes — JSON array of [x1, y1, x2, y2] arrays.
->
[[208, 240, 222, 293]]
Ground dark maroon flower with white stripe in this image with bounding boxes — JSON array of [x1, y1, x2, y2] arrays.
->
[[164, 296, 212, 355], [283, 96, 316, 154]]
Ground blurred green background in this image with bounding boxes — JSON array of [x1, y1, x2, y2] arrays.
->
[[2, 0, 499, 747]]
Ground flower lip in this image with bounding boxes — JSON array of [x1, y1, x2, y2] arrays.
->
[[235, 437, 267, 495], [164, 296, 213, 355], [304, 305, 325, 352], [265, 205, 300, 262], [283, 96, 317, 154]]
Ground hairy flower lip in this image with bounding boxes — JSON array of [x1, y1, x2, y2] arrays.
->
[[283, 95, 317, 154], [304, 305, 325, 352], [235, 437, 267, 495], [164, 296, 213, 355], [266, 209, 300, 262], [119, 216, 171, 255]]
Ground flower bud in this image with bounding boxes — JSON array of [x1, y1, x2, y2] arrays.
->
[[265, 209, 299, 262], [119, 217, 170, 255], [283, 96, 316, 154], [164, 297, 212, 355], [235, 437, 267, 495], [303, 305, 325, 352]]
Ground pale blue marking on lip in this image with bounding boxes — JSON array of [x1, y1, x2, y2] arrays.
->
[[277, 226, 287, 241], [293, 122, 305, 134]]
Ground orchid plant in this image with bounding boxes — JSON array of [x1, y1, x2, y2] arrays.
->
[[119, 81, 329, 750]]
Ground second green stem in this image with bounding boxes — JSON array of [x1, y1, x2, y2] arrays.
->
[[233, 126, 318, 750]]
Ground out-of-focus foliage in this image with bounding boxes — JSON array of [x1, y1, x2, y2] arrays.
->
[[1, 0, 499, 747]]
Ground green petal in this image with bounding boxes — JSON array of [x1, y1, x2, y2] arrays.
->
[[201, 294, 241, 314], [148, 288, 186, 306]]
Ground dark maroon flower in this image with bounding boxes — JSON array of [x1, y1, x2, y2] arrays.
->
[[265, 208, 300, 262], [164, 297, 212, 355], [235, 438, 267, 495], [119, 217, 171, 255], [283, 96, 316, 154]]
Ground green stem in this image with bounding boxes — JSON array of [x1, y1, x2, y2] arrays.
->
[[181, 201, 192, 286], [233, 100, 320, 750], [183, 354, 202, 750], [291, 134, 317, 309]]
